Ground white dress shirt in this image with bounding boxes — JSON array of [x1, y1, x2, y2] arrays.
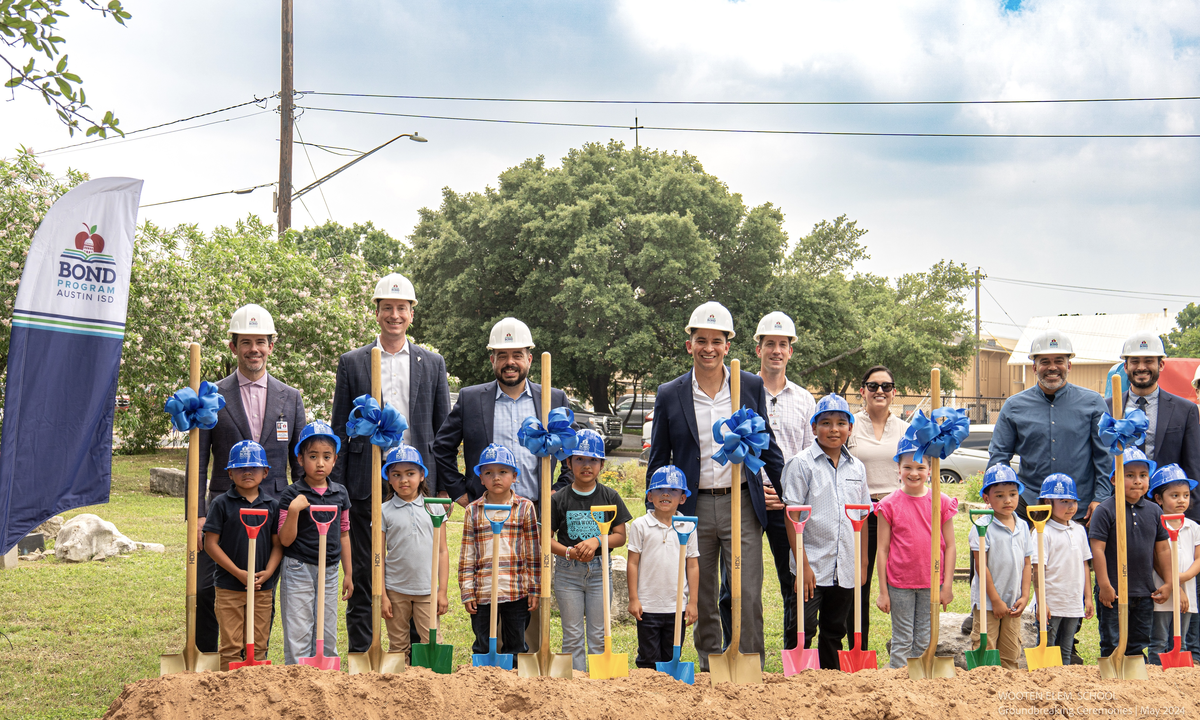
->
[[692, 365, 733, 490], [377, 336, 411, 443], [764, 378, 816, 462]]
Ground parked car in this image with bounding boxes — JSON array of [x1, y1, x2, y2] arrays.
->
[[939, 423, 1020, 484], [614, 396, 655, 429], [568, 399, 624, 452]]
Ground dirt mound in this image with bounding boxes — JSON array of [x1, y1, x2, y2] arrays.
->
[[102, 665, 1200, 720]]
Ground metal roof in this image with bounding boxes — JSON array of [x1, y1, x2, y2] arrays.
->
[[1010, 312, 1174, 366]]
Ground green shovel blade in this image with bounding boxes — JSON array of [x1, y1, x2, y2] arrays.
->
[[965, 632, 1002, 669], [412, 628, 454, 674]]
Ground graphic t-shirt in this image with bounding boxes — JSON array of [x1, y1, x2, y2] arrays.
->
[[550, 483, 632, 548]]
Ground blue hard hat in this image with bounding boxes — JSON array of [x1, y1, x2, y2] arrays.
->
[[980, 464, 1025, 498], [811, 393, 855, 427], [647, 465, 691, 498], [571, 429, 606, 460], [382, 444, 427, 480], [1149, 463, 1198, 495], [473, 443, 520, 478], [226, 440, 270, 470], [295, 420, 341, 456], [893, 435, 923, 463], [1038, 473, 1079, 501], [1112, 446, 1157, 478]]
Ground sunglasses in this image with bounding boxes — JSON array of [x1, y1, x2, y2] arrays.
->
[[863, 382, 895, 392]]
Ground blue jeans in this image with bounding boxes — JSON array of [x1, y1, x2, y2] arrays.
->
[[1046, 615, 1082, 667], [886, 586, 930, 669], [1188, 609, 1200, 656], [280, 556, 340, 665], [554, 556, 607, 671], [1095, 587, 1154, 659], [1148, 611, 1194, 665]]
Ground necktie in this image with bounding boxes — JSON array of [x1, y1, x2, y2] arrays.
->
[[1136, 396, 1148, 452]]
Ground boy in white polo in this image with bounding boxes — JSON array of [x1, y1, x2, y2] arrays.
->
[[1031, 473, 1093, 667]]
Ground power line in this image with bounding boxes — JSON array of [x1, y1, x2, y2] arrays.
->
[[139, 182, 275, 208], [302, 91, 1200, 106], [39, 95, 277, 154], [294, 120, 333, 220], [294, 140, 364, 157], [981, 282, 1022, 331], [40, 110, 273, 157], [296, 105, 1200, 139], [989, 276, 1198, 301]]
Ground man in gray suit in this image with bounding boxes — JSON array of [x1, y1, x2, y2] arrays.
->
[[330, 273, 452, 655], [195, 303, 307, 653]]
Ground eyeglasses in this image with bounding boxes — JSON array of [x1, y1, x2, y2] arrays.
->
[[863, 382, 895, 392]]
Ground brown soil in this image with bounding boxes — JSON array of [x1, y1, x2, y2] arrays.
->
[[102, 665, 1200, 720]]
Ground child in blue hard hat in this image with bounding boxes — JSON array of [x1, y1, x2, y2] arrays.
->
[[277, 421, 354, 664], [627, 465, 699, 670], [459, 443, 541, 657], [874, 436, 957, 669], [969, 464, 1033, 669], [1031, 473, 1093, 667], [1147, 464, 1200, 665], [202, 440, 283, 670], [780, 392, 871, 669], [380, 444, 449, 664], [1088, 447, 1171, 663], [547, 429, 632, 671]]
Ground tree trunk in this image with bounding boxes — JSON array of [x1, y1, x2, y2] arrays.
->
[[587, 374, 612, 414]]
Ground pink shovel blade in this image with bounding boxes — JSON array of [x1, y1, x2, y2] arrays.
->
[[782, 632, 821, 675], [299, 639, 340, 671]]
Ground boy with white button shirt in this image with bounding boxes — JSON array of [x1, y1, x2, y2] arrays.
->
[[1031, 473, 1093, 667]]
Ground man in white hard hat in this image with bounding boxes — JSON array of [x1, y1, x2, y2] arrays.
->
[[330, 273, 452, 657], [989, 329, 1113, 524], [194, 303, 308, 655], [647, 301, 785, 671], [432, 316, 573, 653]]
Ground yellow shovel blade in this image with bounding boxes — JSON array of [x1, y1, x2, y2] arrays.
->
[[587, 651, 629, 679], [518, 652, 574, 678], [379, 651, 408, 674], [1025, 633, 1062, 671], [708, 650, 763, 685], [906, 655, 956, 679]]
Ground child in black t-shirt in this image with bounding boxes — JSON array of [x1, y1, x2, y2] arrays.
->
[[548, 429, 633, 672]]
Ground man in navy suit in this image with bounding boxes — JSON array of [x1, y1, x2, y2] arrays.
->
[[330, 273, 452, 655], [647, 301, 785, 671]]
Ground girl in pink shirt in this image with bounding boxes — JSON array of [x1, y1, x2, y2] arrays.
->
[[875, 438, 958, 669]]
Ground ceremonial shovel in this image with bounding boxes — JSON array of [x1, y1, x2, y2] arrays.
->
[[964, 509, 1001, 669], [411, 498, 454, 674], [587, 505, 629, 679], [1024, 505, 1062, 670], [350, 348, 390, 674], [656, 515, 699, 684], [782, 505, 820, 674], [472, 503, 515, 670], [228, 508, 271, 669], [838, 504, 876, 673], [1158, 514, 1193, 670], [298, 505, 342, 670]]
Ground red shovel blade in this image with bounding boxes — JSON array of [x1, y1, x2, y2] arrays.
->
[[229, 643, 271, 669], [1160, 636, 1193, 669], [299, 639, 340, 671], [837, 632, 877, 673], [782, 632, 821, 675]]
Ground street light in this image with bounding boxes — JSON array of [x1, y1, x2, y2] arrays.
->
[[291, 132, 427, 201]]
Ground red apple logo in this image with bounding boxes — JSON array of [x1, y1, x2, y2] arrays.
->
[[74, 223, 105, 255]]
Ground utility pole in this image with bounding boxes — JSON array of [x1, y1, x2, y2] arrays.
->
[[277, 0, 294, 234], [974, 267, 982, 404], [630, 115, 644, 148]]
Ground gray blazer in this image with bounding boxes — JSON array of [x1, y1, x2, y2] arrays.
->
[[329, 340, 451, 501], [197, 372, 306, 515]]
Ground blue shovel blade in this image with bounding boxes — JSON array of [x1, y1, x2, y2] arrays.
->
[[472, 638, 514, 671], [655, 645, 695, 685]]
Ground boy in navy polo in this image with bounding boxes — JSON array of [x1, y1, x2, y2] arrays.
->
[[1089, 447, 1173, 661], [203, 440, 283, 670]]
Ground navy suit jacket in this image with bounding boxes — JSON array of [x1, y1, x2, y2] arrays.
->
[[1107, 388, 1200, 521], [432, 380, 572, 504], [330, 340, 451, 501], [646, 368, 785, 529]]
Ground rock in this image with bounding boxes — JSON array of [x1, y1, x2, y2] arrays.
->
[[149, 467, 187, 497], [136, 542, 166, 553], [32, 515, 64, 540], [610, 554, 630, 624], [18, 550, 45, 562], [54, 514, 139, 563], [933, 605, 1040, 670]]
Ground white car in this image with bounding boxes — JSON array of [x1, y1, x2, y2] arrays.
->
[[939, 424, 1020, 484]]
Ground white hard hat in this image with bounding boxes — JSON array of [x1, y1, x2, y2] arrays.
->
[[1027, 329, 1074, 361], [754, 311, 797, 343], [487, 317, 535, 350], [685, 301, 736, 339], [1120, 331, 1166, 359], [228, 304, 276, 337], [372, 273, 418, 306]]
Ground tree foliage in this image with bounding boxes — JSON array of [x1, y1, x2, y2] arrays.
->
[[285, 220, 405, 271], [1166, 303, 1200, 358], [2, 0, 129, 137]]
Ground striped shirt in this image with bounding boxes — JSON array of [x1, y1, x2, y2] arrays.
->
[[764, 379, 816, 461], [780, 442, 871, 587], [458, 493, 540, 605]]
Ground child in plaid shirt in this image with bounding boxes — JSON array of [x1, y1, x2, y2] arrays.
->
[[458, 443, 541, 655]]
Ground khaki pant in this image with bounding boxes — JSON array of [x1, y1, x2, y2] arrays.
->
[[215, 587, 273, 671], [970, 605, 1025, 669], [384, 590, 433, 659]]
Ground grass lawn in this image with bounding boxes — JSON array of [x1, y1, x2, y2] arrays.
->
[[0, 455, 1101, 720]]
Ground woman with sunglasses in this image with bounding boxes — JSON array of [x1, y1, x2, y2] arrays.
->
[[845, 365, 910, 651]]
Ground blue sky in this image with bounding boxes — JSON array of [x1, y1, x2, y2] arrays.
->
[[3, 0, 1199, 344]]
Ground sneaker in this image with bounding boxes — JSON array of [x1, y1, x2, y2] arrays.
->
[[1071, 650, 1083, 665], [961, 615, 973, 635]]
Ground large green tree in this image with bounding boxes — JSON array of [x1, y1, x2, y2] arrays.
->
[[406, 141, 784, 412], [286, 219, 405, 271], [1166, 303, 1200, 358]]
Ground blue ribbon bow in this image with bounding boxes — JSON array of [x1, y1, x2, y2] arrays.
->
[[346, 394, 408, 449], [163, 382, 226, 432], [711, 406, 770, 475], [517, 407, 578, 461], [1098, 409, 1149, 455], [905, 407, 970, 462]]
